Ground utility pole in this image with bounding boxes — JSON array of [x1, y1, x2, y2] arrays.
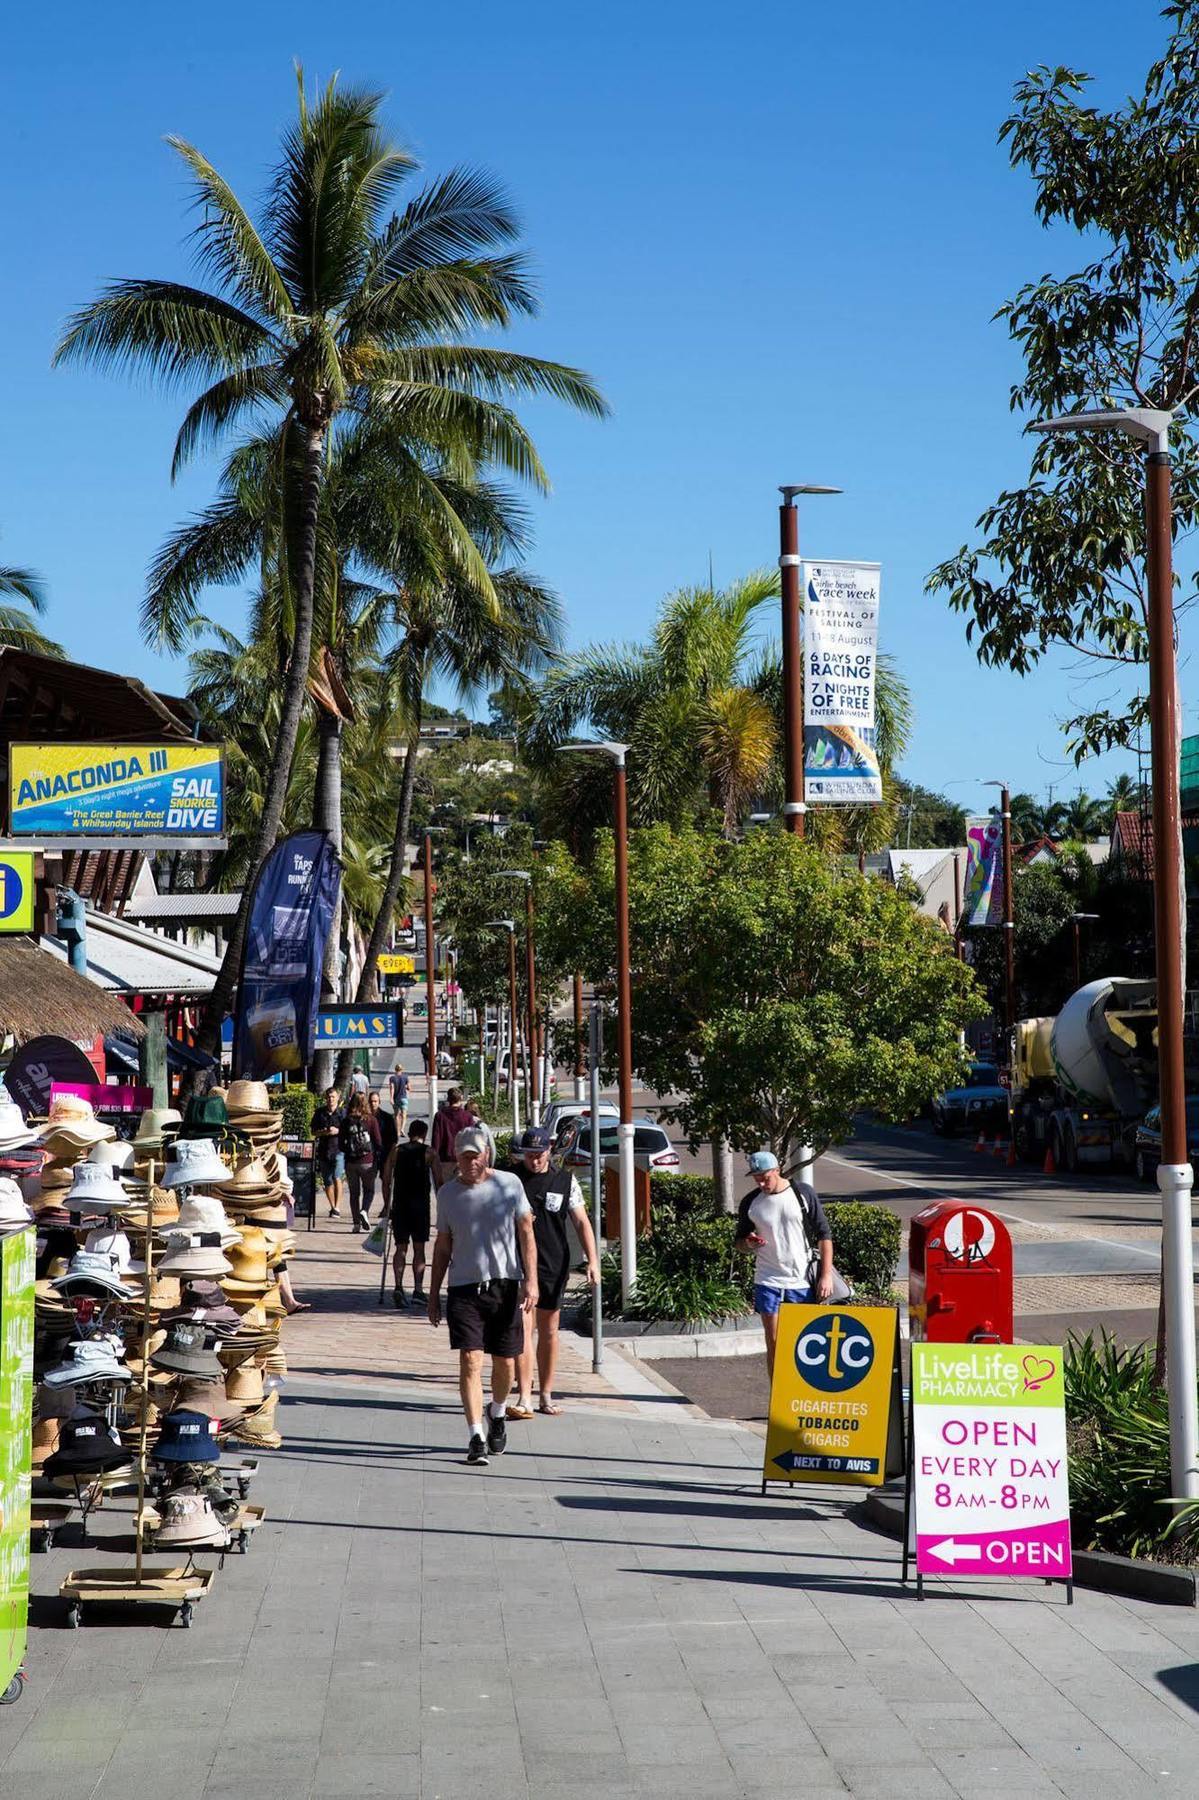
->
[[423, 831, 438, 1123], [778, 483, 841, 838]]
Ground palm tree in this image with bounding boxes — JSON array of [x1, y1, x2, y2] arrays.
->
[[1047, 790, 1107, 843], [54, 70, 605, 1059], [1008, 793, 1046, 843], [523, 574, 913, 842], [0, 556, 61, 655], [1104, 772, 1141, 829]]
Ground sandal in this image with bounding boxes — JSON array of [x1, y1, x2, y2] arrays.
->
[[538, 1401, 563, 1416], [285, 1301, 312, 1314], [506, 1403, 535, 1420]]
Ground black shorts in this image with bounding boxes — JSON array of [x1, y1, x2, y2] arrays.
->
[[446, 1280, 524, 1356], [536, 1255, 570, 1314], [390, 1194, 431, 1242]]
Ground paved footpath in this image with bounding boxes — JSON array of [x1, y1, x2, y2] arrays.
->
[[6, 1235, 1199, 1796]]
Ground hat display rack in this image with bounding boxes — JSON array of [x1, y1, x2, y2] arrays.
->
[[18, 1093, 291, 1628]]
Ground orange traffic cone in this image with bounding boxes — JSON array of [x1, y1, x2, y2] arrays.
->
[[973, 1131, 986, 1154], [992, 1136, 1006, 1157], [1043, 1143, 1056, 1175]]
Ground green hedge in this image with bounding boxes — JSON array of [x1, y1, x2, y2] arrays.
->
[[272, 1085, 317, 1140]]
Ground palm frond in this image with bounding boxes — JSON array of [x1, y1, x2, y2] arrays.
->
[[53, 281, 273, 386], [171, 365, 289, 477], [0, 563, 47, 612], [167, 135, 295, 323]]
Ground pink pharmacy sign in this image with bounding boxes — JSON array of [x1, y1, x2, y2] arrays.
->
[[910, 1342, 1073, 1580]]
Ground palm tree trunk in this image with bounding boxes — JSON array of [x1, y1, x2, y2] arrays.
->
[[192, 419, 326, 1067], [333, 708, 422, 1089], [312, 708, 344, 1092]]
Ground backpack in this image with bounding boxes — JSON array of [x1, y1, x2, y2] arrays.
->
[[346, 1119, 372, 1162]]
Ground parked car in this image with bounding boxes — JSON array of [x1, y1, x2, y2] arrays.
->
[[931, 1063, 1010, 1137], [1133, 1096, 1199, 1182], [554, 1116, 680, 1175], [544, 1099, 620, 1141]]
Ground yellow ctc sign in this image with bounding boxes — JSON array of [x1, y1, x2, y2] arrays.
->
[[0, 853, 35, 933], [763, 1304, 900, 1488]]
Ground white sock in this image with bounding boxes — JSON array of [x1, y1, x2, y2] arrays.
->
[[489, 1399, 506, 1421], [467, 1418, 484, 1440]]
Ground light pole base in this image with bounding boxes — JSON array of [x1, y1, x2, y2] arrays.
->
[[1158, 1160, 1199, 1502], [618, 1120, 637, 1308]]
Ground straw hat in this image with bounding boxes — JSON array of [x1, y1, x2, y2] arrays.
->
[[40, 1093, 99, 1129], [40, 1116, 116, 1154], [225, 1080, 272, 1117], [260, 1282, 286, 1317], [216, 1159, 275, 1200], [221, 1229, 271, 1294], [131, 1107, 182, 1153], [123, 1270, 183, 1311], [223, 1361, 264, 1405], [170, 1376, 246, 1423], [112, 1188, 180, 1232], [31, 1414, 61, 1469], [38, 1163, 75, 1194], [158, 1232, 233, 1279]]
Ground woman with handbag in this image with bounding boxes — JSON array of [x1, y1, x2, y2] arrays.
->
[[735, 1149, 838, 1380], [342, 1091, 382, 1233]]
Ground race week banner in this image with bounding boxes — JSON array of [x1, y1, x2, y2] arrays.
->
[[802, 560, 882, 805], [9, 742, 224, 838]]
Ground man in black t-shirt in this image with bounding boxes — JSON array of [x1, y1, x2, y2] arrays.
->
[[509, 1125, 600, 1416], [368, 1089, 398, 1214], [390, 1119, 434, 1308], [311, 1086, 346, 1219]]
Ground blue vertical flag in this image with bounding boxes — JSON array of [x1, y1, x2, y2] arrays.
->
[[233, 831, 341, 1078]]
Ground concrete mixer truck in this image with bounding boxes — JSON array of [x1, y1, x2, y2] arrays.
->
[[1009, 977, 1157, 1174]]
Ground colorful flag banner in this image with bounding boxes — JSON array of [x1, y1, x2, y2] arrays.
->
[[962, 810, 1004, 927], [802, 560, 882, 805]]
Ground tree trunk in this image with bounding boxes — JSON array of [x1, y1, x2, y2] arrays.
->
[[312, 708, 344, 1092], [333, 707, 422, 1090], [711, 1136, 736, 1213], [192, 418, 326, 1068]]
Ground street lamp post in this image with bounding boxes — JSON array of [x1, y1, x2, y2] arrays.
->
[[493, 871, 540, 1123], [484, 919, 521, 1136], [1030, 405, 1197, 1502], [573, 972, 586, 1102], [557, 740, 637, 1303], [981, 780, 1016, 1063], [423, 831, 440, 1123], [1069, 912, 1100, 993], [778, 483, 841, 838]]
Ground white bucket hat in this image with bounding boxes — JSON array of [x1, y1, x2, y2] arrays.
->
[[170, 1192, 239, 1248], [51, 1248, 137, 1300], [0, 1096, 39, 1150], [65, 1162, 129, 1212], [153, 1488, 229, 1549], [43, 1336, 132, 1388], [0, 1177, 33, 1234], [83, 1226, 134, 1274], [163, 1139, 229, 1190], [87, 1140, 135, 1173]]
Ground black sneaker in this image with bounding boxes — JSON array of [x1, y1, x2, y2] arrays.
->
[[467, 1434, 489, 1466], [486, 1412, 508, 1457], [411, 1287, 427, 1306], [392, 1288, 406, 1310]]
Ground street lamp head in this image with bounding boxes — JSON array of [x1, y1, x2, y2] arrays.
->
[[779, 484, 843, 500], [491, 869, 531, 882], [483, 918, 515, 932], [1070, 912, 1100, 922], [979, 779, 1009, 790], [1029, 408, 1173, 454], [556, 739, 629, 768]]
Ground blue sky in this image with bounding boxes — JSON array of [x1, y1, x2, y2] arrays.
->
[[1, 1, 1176, 815]]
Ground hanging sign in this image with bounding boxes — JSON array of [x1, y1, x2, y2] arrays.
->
[[962, 811, 1005, 927], [802, 561, 882, 805], [378, 953, 415, 976], [50, 1081, 153, 1121], [0, 853, 34, 933], [763, 1304, 901, 1486], [910, 1341, 1072, 1579], [9, 742, 225, 839], [233, 831, 342, 1078], [4, 1036, 99, 1120], [315, 1008, 400, 1047]]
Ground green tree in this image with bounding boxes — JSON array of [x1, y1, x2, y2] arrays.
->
[[1105, 772, 1142, 828], [55, 71, 605, 1060], [0, 554, 60, 656], [927, 6, 1199, 762], [1047, 789, 1107, 842], [891, 779, 968, 848], [1008, 793, 1047, 843], [573, 825, 982, 1158]]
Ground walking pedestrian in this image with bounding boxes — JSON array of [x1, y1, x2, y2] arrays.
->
[[368, 1089, 398, 1215], [430, 1086, 478, 1186], [426, 1126, 538, 1465], [508, 1126, 599, 1416], [312, 1086, 346, 1219], [390, 1119, 434, 1308], [388, 1061, 410, 1130], [343, 1091, 381, 1233], [734, 1150, 835, 1380], [350, 1066, 370, 1099]]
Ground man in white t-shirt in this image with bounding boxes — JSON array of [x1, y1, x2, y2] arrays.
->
[[735, 1150, 835, 1378]]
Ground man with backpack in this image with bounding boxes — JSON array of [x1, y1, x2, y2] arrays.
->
[[342, 1091, 381, 1232], [431, 1087, 480, 1186], [735, 1150, 835, 1380]]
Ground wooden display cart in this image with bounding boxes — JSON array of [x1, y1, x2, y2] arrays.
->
[[59, 1564, 215, 1629]]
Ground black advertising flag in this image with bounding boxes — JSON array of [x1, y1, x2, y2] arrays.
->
[[232, 831, 341, 1078]]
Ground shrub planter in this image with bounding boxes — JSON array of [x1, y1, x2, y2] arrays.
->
[[861, 1480, 1198, 1606], [568, 1312, 761, 1360]]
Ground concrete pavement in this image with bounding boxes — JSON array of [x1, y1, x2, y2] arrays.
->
[[6, 1211, 1199, 1797]]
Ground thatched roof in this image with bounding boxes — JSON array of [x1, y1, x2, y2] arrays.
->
[[0, 938, 145, 1042]]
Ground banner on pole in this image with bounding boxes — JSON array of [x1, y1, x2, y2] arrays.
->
[[802, 560, 882, 805], [962, 811, 1004, 927], [910, 1341, 1072, 1580], [233, 831, 341, 1078], [763, 1304, 901, 1486]]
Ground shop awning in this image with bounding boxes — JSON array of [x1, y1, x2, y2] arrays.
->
[[39, 909, 224, 998], [0, 937, 144, 1043]]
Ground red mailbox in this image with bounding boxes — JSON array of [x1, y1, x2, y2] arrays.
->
[[908, 1202, 1013, 1344]]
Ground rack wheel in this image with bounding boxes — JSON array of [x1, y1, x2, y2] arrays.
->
[[238, 1479, 250, 1499], [179, 1602, 193, 1629], [0, 1673, 25, 1705], [236, 1531, 247, 1554], [44, 1528, 55, 1550], [66, 1604, 82, 1630]]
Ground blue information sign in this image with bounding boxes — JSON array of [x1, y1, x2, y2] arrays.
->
[[315, 1008, 400, 1047]]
